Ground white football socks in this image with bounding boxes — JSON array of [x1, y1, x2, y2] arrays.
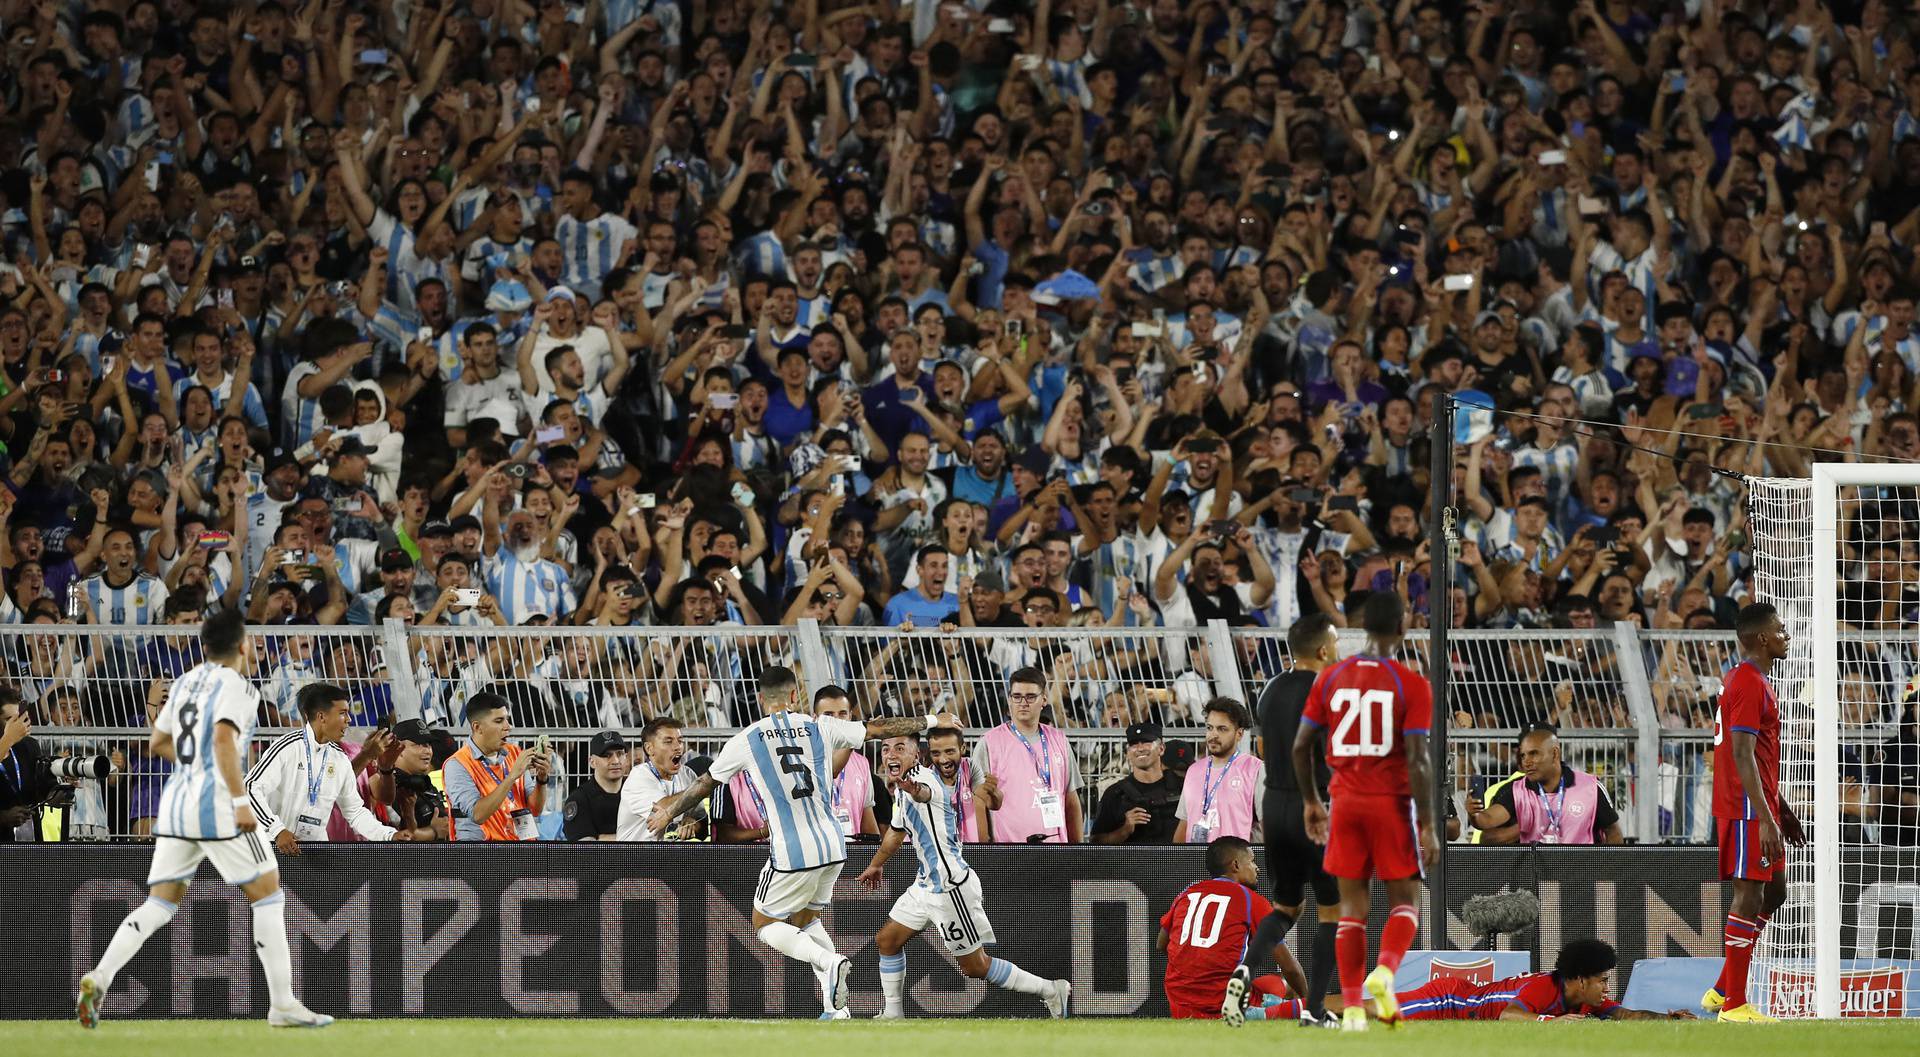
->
[[90, 895, 177, 990]]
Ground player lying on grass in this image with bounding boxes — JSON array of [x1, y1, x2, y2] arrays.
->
[[1161, 837, 1318, 1022], [1383, 939, 1696, 1022]]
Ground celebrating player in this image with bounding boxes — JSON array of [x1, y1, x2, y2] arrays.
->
[[1225, 612, 1344, 1026], [1161, 837, 1311, 1021], [856, 734, 1071, 1019], [1703, 603, 1807, 1022], [1292, 593, 1438, 1031], [647, 669, 960, 1018], [76, 609, 332, 1029], [1392, 939, 1694, 1021]]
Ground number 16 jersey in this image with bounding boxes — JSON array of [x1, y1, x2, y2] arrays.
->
[[1301, 654, 1432, 799], [710, 710, 869, 871]]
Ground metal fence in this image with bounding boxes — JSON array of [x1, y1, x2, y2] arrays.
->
[[6, 620, 1902, 844]]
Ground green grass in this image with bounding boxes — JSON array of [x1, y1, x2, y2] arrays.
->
[[11, 1017, 1920, 1057]]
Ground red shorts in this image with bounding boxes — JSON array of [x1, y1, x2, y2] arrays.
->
[[1717, 817, 1782, 882], [1324, 795, 1422, 882]]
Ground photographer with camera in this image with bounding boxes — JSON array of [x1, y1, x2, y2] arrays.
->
[[366, 720, 451, 842], [36, 687, 121, 841]]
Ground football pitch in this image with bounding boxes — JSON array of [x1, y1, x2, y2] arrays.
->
[[11, 1017, 1920, 1057]]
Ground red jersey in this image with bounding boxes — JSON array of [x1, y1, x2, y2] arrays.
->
[[1302, 654, 1432, 798], [1161, 879, 1271, 1013], [1713, 660, 1780, 820], [1400, 971, 1621, 1020]]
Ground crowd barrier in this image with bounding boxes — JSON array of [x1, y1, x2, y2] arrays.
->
[[11, 622, 1918, 844]]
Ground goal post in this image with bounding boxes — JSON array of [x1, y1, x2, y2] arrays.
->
[[1751, 463, 1920, 1019]]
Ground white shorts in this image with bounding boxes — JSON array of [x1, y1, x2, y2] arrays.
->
[[888, 871, 997, 956], [754, 860, 843, 920], [146, 833, 277, 887]]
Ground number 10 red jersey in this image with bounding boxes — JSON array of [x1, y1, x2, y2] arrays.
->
[[1302, 654, 1432, 798]]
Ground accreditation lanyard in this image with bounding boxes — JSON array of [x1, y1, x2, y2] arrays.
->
[[1540, 783, 1568, 838], [474, 744, 522, 809], [1200, 753, 1239, 815], [301, 728, 324, 807], [1008, 723, 1054, 791]]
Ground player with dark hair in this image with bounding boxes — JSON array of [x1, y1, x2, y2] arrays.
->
[[1226, 613, 1343, 1026], [1703, 602, 1806, 1021], [1292, 593, 1437, 1030], [1159, 837, 1310, 1021], [1389, 939, 1695, 1021], [77, 609, 331, 1029]]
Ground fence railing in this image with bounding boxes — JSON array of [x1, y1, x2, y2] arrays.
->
[[8, 621, 1911, 844]]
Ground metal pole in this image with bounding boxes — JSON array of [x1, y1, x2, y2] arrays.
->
[[1427, 393, 1456, 950]]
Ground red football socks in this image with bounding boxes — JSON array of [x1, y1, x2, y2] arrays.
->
[[1378, 905, 1419, 973], [1722, 913, 1762, 1009], [1336, 917, 1367, 1007]]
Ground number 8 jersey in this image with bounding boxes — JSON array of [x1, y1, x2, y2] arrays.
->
[[1301, 653, 1432, 798], [709, 710, 870, 871], [154, 661, 263, 841]]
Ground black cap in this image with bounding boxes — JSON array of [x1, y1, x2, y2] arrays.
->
[[589, 731, 628, 755], [449, 514, 482, 534], [1015, 446, 1052, 474], [379, 548, 414, 572], [393, 718, 442, 745], [333, 436, 374, 458], [421, 519, 453, 538], [1126, 721, 1162, 744], [263, 450, 299, 476]]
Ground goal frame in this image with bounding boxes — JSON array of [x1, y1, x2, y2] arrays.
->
[[1803, 462, 1914, 1019]]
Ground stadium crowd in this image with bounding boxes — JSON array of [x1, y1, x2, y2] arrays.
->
[[1, 0, 1919, 842]]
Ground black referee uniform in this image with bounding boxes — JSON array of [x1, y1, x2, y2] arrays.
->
[[1257, 670, 1338, 909]]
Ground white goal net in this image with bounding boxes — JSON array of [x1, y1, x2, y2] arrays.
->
[[1750, 468, 1920, 1019]]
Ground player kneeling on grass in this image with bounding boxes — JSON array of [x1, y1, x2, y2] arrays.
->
[[1162, 837, 1314, 1023], [858, 733, 1071, 1019], [76, 608, 331, 1029], [1390, 939, 1694, 1021]]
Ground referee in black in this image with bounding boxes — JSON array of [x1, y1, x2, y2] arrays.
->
[[1227, 612, 1343, 1025]]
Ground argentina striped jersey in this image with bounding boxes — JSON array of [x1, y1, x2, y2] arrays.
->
[[709, 711, 868, 871], [154, 662, 262, 840]]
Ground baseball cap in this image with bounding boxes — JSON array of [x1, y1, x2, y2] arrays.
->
[[393, 718, 441, 745], [1014, 447, 1052, 475], [421, 519, 453, 538], [333, 436, 374, 458], [379, 548, 414, 572], [590, 731, 628, 755], [1126, 721, 1163, 744], [264, 450, 300, 476], [545, 285, 578, 304], [974, 568, 1006, 592]]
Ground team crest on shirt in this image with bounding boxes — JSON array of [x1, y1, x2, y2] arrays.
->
[[540, 577, 555, 591], [592, 229, 605, 239], [134, 595, 146, 606]]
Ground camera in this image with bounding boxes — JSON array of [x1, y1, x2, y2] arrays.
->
[[46, 755, 110, 782]]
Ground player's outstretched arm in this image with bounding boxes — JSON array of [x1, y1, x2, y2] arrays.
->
[[648, 773, 719, 835], [864, 713, 961, 741], [1605, 1007, 1697, 1020], [857, 827, 908, 889]]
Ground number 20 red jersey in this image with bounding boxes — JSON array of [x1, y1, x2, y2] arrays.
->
[[1302, 654, 1432, 798]]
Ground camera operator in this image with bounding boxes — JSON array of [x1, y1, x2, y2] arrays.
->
[[367, 720, 451, 841], [36, 687, 121, 841]]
